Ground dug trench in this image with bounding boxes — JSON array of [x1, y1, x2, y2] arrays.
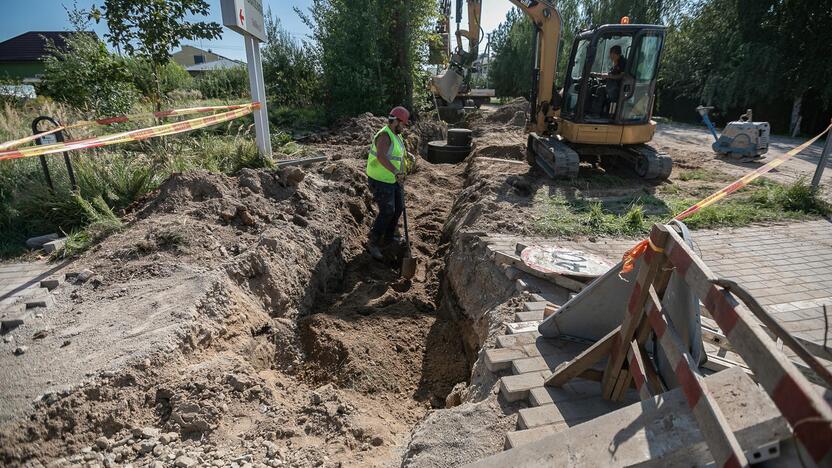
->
[[0, 117, 524, 467]]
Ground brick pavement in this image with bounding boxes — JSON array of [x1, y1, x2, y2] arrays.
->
[[0, 262, 59, 308], [559, 219, 832, 347]]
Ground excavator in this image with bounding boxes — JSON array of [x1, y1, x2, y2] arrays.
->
[[431, 0, 672, 180], [431, 0, 495, 117]]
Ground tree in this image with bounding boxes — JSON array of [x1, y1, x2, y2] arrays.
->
[[92, 0, 221, 110], [488, 8, 534, 98], [659, 0, 832, 133], [296, 0, 436, 119], [261, 11, 321, 108], [41, 33, 139, 116]]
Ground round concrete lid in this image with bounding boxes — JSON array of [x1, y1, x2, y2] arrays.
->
[[520, 245, 614, 279]]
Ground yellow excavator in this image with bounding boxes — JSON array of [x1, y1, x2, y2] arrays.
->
[[431, 0, 672, 180]]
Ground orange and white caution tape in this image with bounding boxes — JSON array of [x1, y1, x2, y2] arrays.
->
[[0, 102, 260, 162], [621, 123, 832, 274], [0, 103, 254, 151]]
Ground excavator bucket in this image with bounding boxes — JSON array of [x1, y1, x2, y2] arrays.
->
[[431, 69, 463, 103]]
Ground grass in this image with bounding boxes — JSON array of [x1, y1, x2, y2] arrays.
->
[[535, 178, 830, 237], [0, 97, 296, 260]]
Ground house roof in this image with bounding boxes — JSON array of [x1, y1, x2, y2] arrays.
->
[[186, 58, 246, 72], [175, 45, 241, 64], [0, 31, 96, 63]]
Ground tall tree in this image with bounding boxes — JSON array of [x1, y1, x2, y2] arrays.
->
[[659, 0, 832, 133], [261, 11, 320, 108], [296, 0, 435, 118], [92, 0, 222, 110]]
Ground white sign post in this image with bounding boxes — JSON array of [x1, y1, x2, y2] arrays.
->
[[221, 0, 272, 162]]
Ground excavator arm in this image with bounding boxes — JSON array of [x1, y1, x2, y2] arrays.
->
[[432, 0, 562, 135], [505, 0, 563, 135]]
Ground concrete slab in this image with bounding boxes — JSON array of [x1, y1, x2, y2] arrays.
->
[[514, 310, 543, 322], [505, 424, 566, 449]]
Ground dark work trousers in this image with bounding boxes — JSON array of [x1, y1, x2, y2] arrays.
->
[[368, 177, 403, 245]]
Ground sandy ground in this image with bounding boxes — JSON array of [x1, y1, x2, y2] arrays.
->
[[653, 121, 831, 200]]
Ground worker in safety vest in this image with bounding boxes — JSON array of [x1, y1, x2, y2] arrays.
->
[[366, 106, 413, 261]]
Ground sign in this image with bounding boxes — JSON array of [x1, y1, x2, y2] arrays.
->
[[220, 0, 272, 162], [521, 245, 614, 279], [221, 0, 266, 42]]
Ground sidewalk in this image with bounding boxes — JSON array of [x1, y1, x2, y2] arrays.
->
[[561, 219, 832, 348]]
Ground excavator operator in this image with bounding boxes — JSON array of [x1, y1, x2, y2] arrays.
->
[[591, 45, 627, 116]]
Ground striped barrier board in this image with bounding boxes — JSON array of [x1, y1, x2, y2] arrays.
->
[[547, 222, 832, 466]]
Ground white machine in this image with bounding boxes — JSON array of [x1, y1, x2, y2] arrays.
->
[[697, 107, 770, 160]]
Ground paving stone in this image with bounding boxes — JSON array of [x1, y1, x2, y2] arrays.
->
[[496, 332, 540, 348], [498, 371, 548, 402], [505, 424, 567, 449], [42, 238, 66, 254], [514, 310, 543, 322]]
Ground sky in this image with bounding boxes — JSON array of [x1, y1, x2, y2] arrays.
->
[[0, 1, 514, 62]]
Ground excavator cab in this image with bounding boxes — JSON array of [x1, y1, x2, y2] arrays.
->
[[560, 24, 666, 129], [530, 23, 672, 180]]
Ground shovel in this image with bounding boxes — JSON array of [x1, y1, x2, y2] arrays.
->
[[399, 182, 417, 279]]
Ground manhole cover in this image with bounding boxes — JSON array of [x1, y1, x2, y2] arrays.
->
[[520, 245, 614, 279]]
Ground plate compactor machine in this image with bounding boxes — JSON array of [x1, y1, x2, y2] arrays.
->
[[430, 0, 673, 180]]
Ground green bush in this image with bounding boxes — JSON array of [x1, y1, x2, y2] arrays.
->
[[39, 33, 139, 116], [126, 59, 194, 99], [195, 66, 249, 99]]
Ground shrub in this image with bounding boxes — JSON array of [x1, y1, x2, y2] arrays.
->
[[126, 59, 194, 99], [195, 66, 249, 99], [40, 33, 139, 116]]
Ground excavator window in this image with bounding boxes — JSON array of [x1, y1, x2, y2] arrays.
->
[[619, 33, 663, 122], [562, 39, 590, 117]]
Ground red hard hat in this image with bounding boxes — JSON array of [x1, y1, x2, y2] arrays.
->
[[389, 106, 410, 124]]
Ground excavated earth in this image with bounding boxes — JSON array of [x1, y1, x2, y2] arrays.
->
[[2, 101, 722, 467], [5, 100, 713, 467], [0, 112, 540, 468]]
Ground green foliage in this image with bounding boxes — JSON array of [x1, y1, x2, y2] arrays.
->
[[126, 59, 193, 98], [660, 0, 832, 111], [488, 8, 534, 98], [93, 0, 221, 108], [297, 0, 437, 118], [40, 33, 138, 116], [262, 12, 321, 108], [195, 66, 249, 100]]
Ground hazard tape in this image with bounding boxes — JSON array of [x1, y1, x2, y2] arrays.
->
[[621, 123, 832, 274], [0, 103, 255, 151], [0, 102, 260, 162]]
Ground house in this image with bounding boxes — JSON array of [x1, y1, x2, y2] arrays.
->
[[173, 45, 226, 67], [184, 58, 246, 76], [0, 31, 96, 82], [172, 45, 244, 76]]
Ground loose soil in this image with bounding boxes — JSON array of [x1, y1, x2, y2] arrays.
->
[[0, 118, 473, 467], [1, 102, 829, 468]]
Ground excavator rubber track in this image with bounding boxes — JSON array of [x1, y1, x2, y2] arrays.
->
[[527, 133, 580, 179], [627, 144, 673, 180]]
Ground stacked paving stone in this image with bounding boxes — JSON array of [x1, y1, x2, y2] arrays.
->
[[479, 235, 639, 449], [0, 262, 62, 333]]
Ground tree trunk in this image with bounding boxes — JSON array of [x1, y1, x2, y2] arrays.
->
[[790, 94, 802, 137], [402, 0, 413, 114], [153, 62, 162, 113]]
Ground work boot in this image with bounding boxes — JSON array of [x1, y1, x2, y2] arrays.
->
[[367, 241, 384, 261]]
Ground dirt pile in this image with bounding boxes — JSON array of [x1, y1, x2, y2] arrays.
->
[[305, 113, 447, 163], [0, 128, 476, 467], [485, 97, 529, 125]]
